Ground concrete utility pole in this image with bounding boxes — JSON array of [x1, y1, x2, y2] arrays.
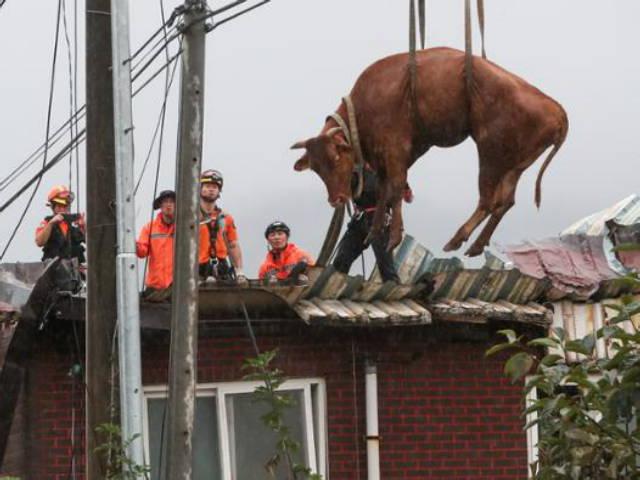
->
[[111, 0, 146, 472], [164, 1, 207, 478], [85, 0, 119, 478]]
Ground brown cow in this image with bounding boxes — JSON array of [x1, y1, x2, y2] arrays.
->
[[292, 47, 568, 256]]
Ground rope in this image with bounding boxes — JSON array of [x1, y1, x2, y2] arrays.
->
[[342, 96, 365, 199], [241, 301, 261, 357], [477, 0, 486, 59], [408, 0, 417, 102], [139, 9, 180, 293], [418, 0, 426, 49], [0, 0, 63, 261], [464, 0, 473, 90]]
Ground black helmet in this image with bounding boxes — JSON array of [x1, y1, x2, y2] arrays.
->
[[200, 169, 223, 189], [264, 220, 290, 239], [152, 190, 176, 210]]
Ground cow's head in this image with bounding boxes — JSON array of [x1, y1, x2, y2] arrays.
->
[[291, 128, 354, 207]]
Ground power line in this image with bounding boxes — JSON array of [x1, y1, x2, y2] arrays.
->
[[0, 0, 64, 261], [0, 0, 276, 259], [61, 0, 76, 203], [0, 0, 272, 195]]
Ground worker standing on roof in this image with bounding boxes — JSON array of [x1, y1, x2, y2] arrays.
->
[[332, 166, 413, 283], [258, 221, 314, 285], [35, 185, 86, 264], [136, 190, 176, 291], [198, 169, 247, 285]]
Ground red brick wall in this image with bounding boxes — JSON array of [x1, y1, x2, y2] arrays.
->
[[9, 325, 528, 479]]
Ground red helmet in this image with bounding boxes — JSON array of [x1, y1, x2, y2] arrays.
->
[[47, 185, 74, 206]]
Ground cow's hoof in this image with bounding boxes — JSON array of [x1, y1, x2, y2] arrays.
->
[[465, 243, 485, 257], [443, 237, 463, 252]]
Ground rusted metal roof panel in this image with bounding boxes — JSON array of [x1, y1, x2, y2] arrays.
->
[[293, 296, 433, 327], [562, 194, 640, 237], [292, 295, 549, 327], [548, 296, 640, 363]]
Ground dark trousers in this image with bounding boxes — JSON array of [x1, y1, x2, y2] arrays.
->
[[332, 213, 400, 283]]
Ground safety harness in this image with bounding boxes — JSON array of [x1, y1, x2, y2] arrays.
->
[[41, 215, 86, 263], [200, 207, 235, 280], [328, 95, 366, 200]]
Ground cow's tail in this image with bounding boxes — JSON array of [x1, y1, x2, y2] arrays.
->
[[535, 108, 569, 209]]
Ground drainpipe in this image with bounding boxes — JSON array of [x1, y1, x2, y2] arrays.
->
[[365, 360, 380, 480]]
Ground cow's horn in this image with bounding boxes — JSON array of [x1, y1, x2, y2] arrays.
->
[[290, 140, 307, 150]]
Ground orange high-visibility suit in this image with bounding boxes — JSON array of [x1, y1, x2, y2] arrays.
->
[[136, 214, 175, 290], [258, 243, 314, 280], [198, 209, 239, 264]]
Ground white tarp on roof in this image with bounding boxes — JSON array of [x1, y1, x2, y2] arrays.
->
[[561, 193, 640, 275]]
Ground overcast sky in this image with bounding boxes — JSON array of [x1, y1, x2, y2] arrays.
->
[[1, 0, 639, 277]]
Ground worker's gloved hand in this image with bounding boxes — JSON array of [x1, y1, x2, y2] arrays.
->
[[235, 269, 248, 286], [286, 261, 309, 286]]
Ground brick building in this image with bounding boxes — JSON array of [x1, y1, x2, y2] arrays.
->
[[4, 222, 634, 479], [0, 235, 553, 480]]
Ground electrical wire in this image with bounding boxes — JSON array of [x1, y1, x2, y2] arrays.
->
[[0, 0, 270, 196], [0, 130, 86, 215], [0, 17, 179, 194], [0, 0, 64, 261], [138, 21, 182, 295], [0, 0, 275, 258], [73, 0, 80, 213], [134, 46, 181, 195], [61, 0, 76, 204]]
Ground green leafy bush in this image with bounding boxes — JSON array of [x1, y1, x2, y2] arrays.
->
[[488, 287, 640, 479]]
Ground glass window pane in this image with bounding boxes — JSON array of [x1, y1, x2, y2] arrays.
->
[[148, 396, 221, 480], [227, 390, 309, 480]]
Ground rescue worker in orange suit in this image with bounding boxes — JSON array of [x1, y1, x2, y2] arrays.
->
[[35, 185, 86, 264], [197, 169, 247, 284], [258, 221, 314, 285], [136, 190, 176, 291], [332, 166, 413, 282]]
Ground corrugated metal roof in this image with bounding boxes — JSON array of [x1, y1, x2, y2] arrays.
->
[[561, 194, 640, 275], [562, 194, 640, 237], [497, 195, 640, 298], [551, 297, 640, 362]]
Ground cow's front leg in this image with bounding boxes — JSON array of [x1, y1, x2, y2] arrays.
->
[[387, 196, 404, 251], [384, 178, 405, 251]]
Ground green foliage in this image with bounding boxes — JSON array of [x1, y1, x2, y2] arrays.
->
[[488, 289, 640, 479], [243, 349, 323, 480], [94, 423, 150, 479]]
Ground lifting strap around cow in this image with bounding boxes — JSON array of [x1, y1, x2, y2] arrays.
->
[[328, 95, 366, 200], [463, 0, 488, 89]]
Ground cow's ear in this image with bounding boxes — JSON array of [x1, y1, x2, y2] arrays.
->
[[294, 154, 310, 171], [290, 139, 308, 150], [334, 135, 352, 152]]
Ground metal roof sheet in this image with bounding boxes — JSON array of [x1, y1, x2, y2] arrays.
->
[[562, 194, 640, 237], [550, 297, 640, 363]]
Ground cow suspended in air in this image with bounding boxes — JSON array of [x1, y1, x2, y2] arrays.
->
[[292, 47, 568, 256]]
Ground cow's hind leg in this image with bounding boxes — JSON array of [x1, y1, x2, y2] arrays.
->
[[465, 169, 522, 256], [443, 205, 489, 252], [443, 147, 501, 252]]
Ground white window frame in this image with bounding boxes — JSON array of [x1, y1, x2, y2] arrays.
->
[[143, 378, 328, 480]]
